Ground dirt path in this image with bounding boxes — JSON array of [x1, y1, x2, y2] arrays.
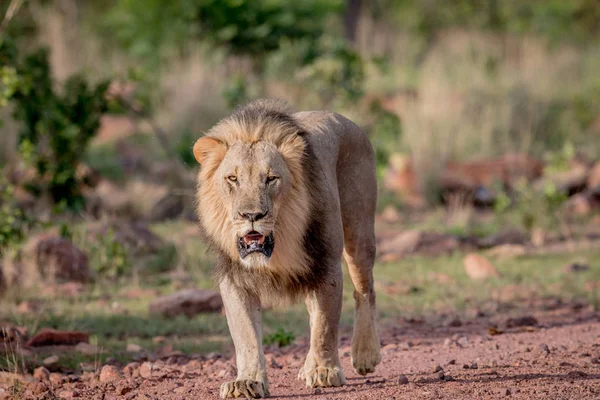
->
[[3, 308, 599, 400]]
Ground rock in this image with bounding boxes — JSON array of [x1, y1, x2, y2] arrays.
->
[[464, 253, 501, 280], [534, 343, 550, 357], [397, 375, 409, 385], [58, 390, 79, 399], [486, 244, 527, 258], [42, 355, 59, 367], [27, 329, 89, 347], [498, 387, 511, 396], [32, 235, 90, 283], [33, 366, 50, 381], [378, 230, 459, 261], [75, 342, 98, 355], [443, 375, 455, 382], [506, 316, 538, 328], [115, 383, 133, 396], [49, 373, 64, 385], [436, 371, 445, 380], [139, 362, 154, 379], [86, 220, 165, 256], [563, 263, 590, 273], [433, 365, 443, 373], [378, 230, 422, 261], [149, 289, 223, 318], [565, 188, 600, 215], [150, 193, 184, 222], [126, 343, 143, 353], [380, 206, 400, 224], [476, 229, 528, 249], [123, 362, 140, 378], [99, 365, 122, 383], [588, 162, 600, 188]]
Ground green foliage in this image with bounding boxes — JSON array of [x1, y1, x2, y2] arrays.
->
[[377, 0, 600, 44], [86, 228, 130, 280], [3, 41, 110, 210], [367, 99, 402, 173], [263, 327, 295, 348], [0, 175, 34, 255], [494, 178, 568, 234], [104, 0, 342, 66], [266, 35, 365, 106]]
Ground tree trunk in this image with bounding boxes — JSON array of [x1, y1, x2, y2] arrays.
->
[[344, 0, 362, 45]]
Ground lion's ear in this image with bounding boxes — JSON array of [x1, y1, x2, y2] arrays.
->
[[193, 137, 227, 166]]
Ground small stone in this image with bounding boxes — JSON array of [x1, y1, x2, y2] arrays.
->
[[115, 383, 133, 396], [397, 375, 409, 385], [433, 365, 443, 373], [443, 338, 453, 347], [59, 390, 79, 399], [126, 343, 143, 353], [43, 355, 59, 367], [99, 365, 122, 383], [31, 382, 48, 395], [174, 386, 188, 394], [74, 342, 98, 356], [457, 336, 469, 347], [124, 362, 140, 377], [534, 343, 550, 356], [313, 388, 322, 394], [448, 359, 456, 365], [443, 375, 455, 382], [139, 362, 154, 379], [448, 318, 462, 327], [463, 364, 471, 369], [152, 336, 166, 344], [436, 371, 445, 380], [34, 366, 50, 381], [499, 387, 511, 396], [49, 373, 64, 385], [470, 362, 478, 369], [506, 316, 538, 328]]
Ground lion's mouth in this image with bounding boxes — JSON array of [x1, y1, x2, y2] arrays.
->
[[238, 231, 274, 258]]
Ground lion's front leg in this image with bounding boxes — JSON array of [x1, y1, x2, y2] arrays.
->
[[219, 277, 269, 399], [298, 265, 346, 388]]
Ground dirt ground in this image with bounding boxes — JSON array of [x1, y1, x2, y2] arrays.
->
[[4, 305, 599, 400]]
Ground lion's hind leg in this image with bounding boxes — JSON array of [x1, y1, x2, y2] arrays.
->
[[342, 220, 381, 375]]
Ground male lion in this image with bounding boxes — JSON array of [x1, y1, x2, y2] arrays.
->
[[193, 99, 381, 398]]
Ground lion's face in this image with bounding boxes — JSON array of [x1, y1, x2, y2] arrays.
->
[[212, 142, 294, 267]]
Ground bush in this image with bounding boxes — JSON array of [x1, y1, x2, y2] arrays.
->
[[2, 38, 110, 210]]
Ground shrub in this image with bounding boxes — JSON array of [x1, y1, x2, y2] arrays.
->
[[2, 39, 110, 210]]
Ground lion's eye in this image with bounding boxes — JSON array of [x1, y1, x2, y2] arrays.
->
[[226, 175, 237, 182], [266, 176, 278, 184]]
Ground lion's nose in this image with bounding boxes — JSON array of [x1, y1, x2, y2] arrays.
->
[[239, 211, 267, 222]]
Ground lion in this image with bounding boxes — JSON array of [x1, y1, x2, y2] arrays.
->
[[193, 99, 381, 398]]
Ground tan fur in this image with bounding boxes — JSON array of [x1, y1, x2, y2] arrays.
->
[[194, 102, 312, 292], [194, 99, 381, 398]]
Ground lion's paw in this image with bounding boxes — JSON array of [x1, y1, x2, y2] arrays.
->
[[299, 365, 345, 388], [220, 380, 269, 399], [352, 337, 382, 376]]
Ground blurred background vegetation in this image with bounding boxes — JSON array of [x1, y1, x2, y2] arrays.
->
[[0, 0, 600, 369]]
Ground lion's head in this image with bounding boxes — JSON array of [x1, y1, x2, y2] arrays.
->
[[193, 100, 312, 276]]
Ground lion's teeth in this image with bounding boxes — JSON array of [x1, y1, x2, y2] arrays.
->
[[258, 236, 265, 244]]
